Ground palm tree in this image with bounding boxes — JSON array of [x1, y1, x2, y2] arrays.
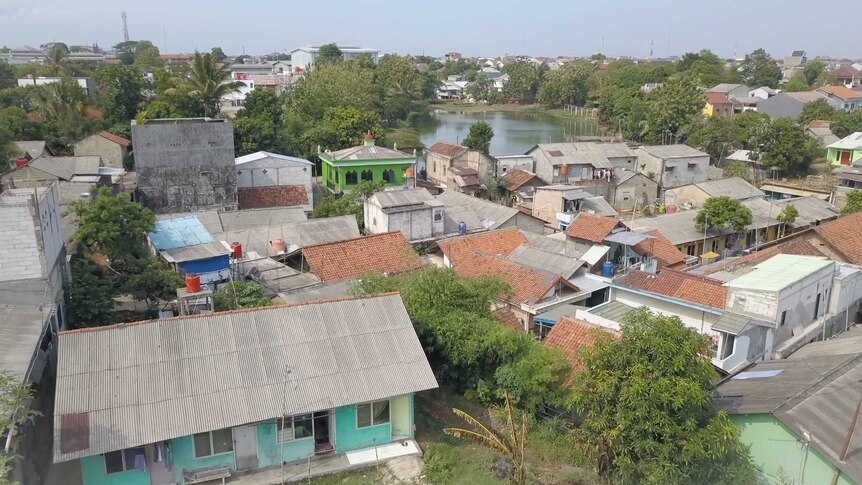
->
[[31, 77, 85, 121], [47, 43, 70, 76], [443, 392, 528, 485], [165, 52, 243, 117]]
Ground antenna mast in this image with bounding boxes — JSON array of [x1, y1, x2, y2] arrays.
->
[[122, 11, 129, 42]]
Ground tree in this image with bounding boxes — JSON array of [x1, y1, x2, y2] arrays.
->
[[123, 256, 184, 313], [311, 180, 385, 229], [502, 61, 539, 102], [68, 187, 155, 261], [233, 89, 287, 155], [570, 308, 755, 484], [685, 116, 739, 163], [214, 281, 272, 311], [210, 46, 227, 63], [537, 61, 593, 107], [31, 76, 93, 153], [0, 61, 17, 89], [132, 41, 163, 71], [0, 370, 39, 483], [165, 52, 243, 117], [113, 41, 138, 65], [320, 106, 385, 149], [640, 75, 705, 143], [797, 98, 839, 125], [444, 392, 527, 485], [46, 43, 70, 75], [842, 189, 862, 216], [749, 118, 818, 176], [695, 196, 753, 233], [783, 71, 811, 92], [95, 64, 147, 126], [284, 61, 376, 121], [803, 60, 827, 86], [463, 120, 494, 154], [465, 73, 492, 102], [832, 110, 862, 139], [316, 43, 343, 65], [776, 204, 799, 237], [722, 161, 753, 183], [66, 258, 116, 327], [739, 48, 782, 88]]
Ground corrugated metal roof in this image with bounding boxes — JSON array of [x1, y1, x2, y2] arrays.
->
[[589, 300, 637, 321], [693, 177, 764, 200], [149, 216, 214, 250], [214, 216, 360, 257], [53, 293, 438, 462], [520, 231, 586, 258], [372, 188, 434, 209], [827, 132, 862, 150], [637, 144, 708, 159], [234, 151, 314, 167], [0, 303, 48, 381], [772, 196, 839, 228], [328, 145, 414, 161], [435, 191, 519, 230], [534, 303, 581, 324], [604, 231, 652, 246], [723, 254, 833, 292], [160, 241, 231, 263], [712, 312, 771, 335], [217, 207, 307, 231], [507, 244, 584, 279]]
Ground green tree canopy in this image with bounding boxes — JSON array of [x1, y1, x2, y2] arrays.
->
[[695, 196, 754, 233], [66, 257, 116, 326], [311, 180, 385, 229], [210, 46, 227, 62], [31, 76, 94, 153], [123, 256, 184, 312], [214, 281, 272, 311], [232, 89, 286, 155], [739, 48, 782, 88], [722, 160, 753, 183], [132, 40, 164, 71], [570, 308, 755, 484], [803, 60, 826, 86], [0, 370, 40, 481], [832, 110, 862, 139], [749, 117, 818, 176], [783, 71, 811, 92], [316, 43, 343, 65], [69, 187, 155, 261], [47, 43, 70, 76], [463, 120, 494, 154], [640, 75, 705, 143], [842, 189, 862, 216], [0, 60, 16, 89], [164, 52, 243, 117], [95, 64, 147, 127], [537, 61, 593, 107], [797, 98, 839, 125], [502, 61, 539, 101]]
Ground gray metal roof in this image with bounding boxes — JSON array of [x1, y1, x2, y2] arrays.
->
[[604, 230, 652, 246], [435, 191, 518, 230], [534, 303, 581, 323], [712, 312, 772, 335], [0, 190, 47, 282], [328, 145, 413, 161], [160, 241, 231, 263], [582, 196, 619, 217], [279, 279, 355, 304], [53, 293, 438, 462], [637, 144, 709, 159], [726, 150, 755, 163], [0, 303, 49, 381], [158, 208, 308, 234], [589, 300, 638, 321], [693, 177, 764, 200], [507, 245, 584, 279], [13, 141, 46, 159], [214, 216, 361, 257], [527, 142, 635, 167], [372, 188, 434, 209], [772, 197, 839, 228], [520, 231, 586, 258]]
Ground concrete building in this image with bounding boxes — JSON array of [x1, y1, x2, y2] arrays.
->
[[425, 141, 496, 194], [826, 132, 862, 166], [757, 91, 825, 119], [73, 131, 131, 169], [435, 190, 545, 235], [532, 184, 611, 228], [611, 171, 658, 211], [364, 188, 445, 242], [527, 142, 635, 184], [17, 76, 96, 97], [131, 118, 237, 214], [319, 134, 417, 195], [664, 177, 764, 207], [635, 144, 710, 190], [703, 92, 733, 117], [235, 151, 314, 209], [707, 83, 752, 102], [495, 155, 534, 176], [816, 86, 862, 112], [290, 45, 379, 71]]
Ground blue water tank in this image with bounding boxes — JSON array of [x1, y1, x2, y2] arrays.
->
[[458, 221, 467, 235], [602, 261, 614, 277]]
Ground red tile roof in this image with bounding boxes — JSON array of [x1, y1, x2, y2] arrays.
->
[[705, 92, 732, 105], [427, 141, 468, 159], [505, 169, 540, 191], [302, 232, 423, 283], [808, 119, 832, 129], [820, 85, 862, 100], [632, 229, 686, 269], [564, 212, 622, 243], [618, 269, 727, 309], [237, 185, 308, 209], [493, 308, 524, 332], [454, 251, 576, 305], [714, 232, 835, 272], [544, 317, 619, 372], [96, 130, 131, 147], [815, 212, 862, 265], [437, 227, 529, 266]]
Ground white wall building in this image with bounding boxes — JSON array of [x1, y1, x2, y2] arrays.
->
[[290, 45, 379, 72], [235, 151, 314, 206], [17, 76, 96, 97]]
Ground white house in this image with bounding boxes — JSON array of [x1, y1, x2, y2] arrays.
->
[[364, 188, 445, 242], [17, 76, 96, 97], [235, 151, 314, 209], [749, 86, 779, 100], [290, 45, 379, 72]]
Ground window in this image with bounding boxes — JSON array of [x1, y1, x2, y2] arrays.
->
[[104, 447, 145, 474], [361, 170, 373, 182], [276, 414, 313, 442], [433, 161, 437, 173], [192, 428, 234, 458], [433, 211, 443, 222], [780, 310, 787, 327], [356, 400, 390, 428], [685, 244, 696, 256], [719, 334, 736, 360], [345, 171, 358, 185], [383, 169, 395, 183], [334, 169, 339, 183]]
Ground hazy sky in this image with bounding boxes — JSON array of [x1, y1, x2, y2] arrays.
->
[[1, 0, 857, 60]]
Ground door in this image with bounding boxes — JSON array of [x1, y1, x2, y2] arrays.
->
[[146, 444, 175, 485], [390, 395, 412, 439], [841, 150, 851, 165], [232, 425, 259, 471]]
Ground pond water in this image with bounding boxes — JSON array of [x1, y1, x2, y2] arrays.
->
[[416, 109, 600, 156]]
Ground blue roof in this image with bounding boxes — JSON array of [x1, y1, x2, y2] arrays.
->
[[148, 216, 214, 250]]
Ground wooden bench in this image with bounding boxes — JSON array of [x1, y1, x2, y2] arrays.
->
[[182, 465, 231, 484]]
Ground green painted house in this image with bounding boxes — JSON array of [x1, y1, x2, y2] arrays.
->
[[319, 133, 418, 194], [53, 294, 438, 485], [715, 327, 862, 485], [827, 132, 862, 166]]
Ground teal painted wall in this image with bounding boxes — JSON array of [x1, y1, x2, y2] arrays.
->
[[731, 414, 854, 485], [169, 435, 236, 483], [334, 403, 391, 453], [255, 419, 315, 468], [80, 455, 150, 485]]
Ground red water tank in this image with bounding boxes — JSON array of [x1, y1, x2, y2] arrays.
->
[[230, 242, 243, 259], [15, 158, 28, 168], [666, 204, 677, 214], [185, 274, 201, 293]]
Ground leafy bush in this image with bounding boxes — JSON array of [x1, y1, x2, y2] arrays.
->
[[423, 444, 458, 485]]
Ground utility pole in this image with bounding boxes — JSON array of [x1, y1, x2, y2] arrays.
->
[[122, 12, 129, 42]]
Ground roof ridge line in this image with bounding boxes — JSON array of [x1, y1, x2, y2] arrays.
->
[[302, 231, 405, 251], [60, 291, 402, 335]]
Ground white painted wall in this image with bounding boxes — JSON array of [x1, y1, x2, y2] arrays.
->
[[611, 288, 721, 337], [235, 158, 313, 206]]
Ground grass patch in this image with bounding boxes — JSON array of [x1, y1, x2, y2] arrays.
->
[[308, 469, 383, 484], [528, 417, 588, 466]]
